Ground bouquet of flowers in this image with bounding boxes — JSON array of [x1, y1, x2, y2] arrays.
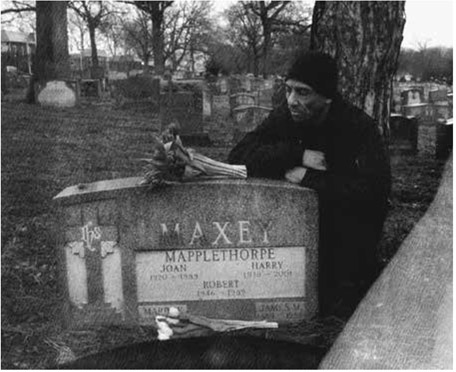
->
[[139, 123, 247, 188], [155, 307, 278, 340]]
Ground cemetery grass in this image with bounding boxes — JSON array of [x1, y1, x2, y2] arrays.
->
[[1, 101, 447, 369]]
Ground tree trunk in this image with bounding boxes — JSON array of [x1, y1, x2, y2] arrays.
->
[[152, 12, 165, 75], [34, 1, 70, 82], [311, 1, 405, 138], [190, 46, 195, 75], [252, 50, 260, 77], [88, 22, 99, 71], [28, 1, 70, 102], [79, 27, 84, 71], [143, 54, 150, 74], [262, 23, 271, 78]]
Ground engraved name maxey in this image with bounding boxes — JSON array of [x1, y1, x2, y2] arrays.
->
[[159, 219, 273, 246]]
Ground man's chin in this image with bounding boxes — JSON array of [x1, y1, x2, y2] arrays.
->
[[291, 113, 309, 123]]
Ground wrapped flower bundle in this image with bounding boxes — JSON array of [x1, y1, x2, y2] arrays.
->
[[139, 124, 247, 188], [155, 307, 278, 340]]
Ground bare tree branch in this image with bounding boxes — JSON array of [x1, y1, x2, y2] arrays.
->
[[1, 0, 36, 15], [1, 6, 35, 15]]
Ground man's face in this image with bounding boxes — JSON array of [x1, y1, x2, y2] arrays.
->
[[285, 79, 332, 124]]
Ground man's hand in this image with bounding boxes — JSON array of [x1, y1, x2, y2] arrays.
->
[[302, 150, 327, 171], [285, 167, 307, 184]]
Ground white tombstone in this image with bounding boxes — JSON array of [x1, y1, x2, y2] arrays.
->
[[37, 80, 77, 108]]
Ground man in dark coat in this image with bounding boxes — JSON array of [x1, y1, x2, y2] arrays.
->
[[228, 52, 391, 317]]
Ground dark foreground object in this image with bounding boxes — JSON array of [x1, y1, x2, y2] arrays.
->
[[57, 335, 326, 369]]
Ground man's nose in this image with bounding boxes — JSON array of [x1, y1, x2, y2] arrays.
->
[[287, 90, 298, 106]]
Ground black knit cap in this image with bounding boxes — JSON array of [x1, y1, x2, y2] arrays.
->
[[286, 51, 338, 99]]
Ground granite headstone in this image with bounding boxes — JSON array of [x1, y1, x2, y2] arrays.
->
[[232, 105, 272, 141], [159, 92, 203, 135], [54, 178, 319, 327], [389, 114, 418, 154], [428, 88, 448, 103]]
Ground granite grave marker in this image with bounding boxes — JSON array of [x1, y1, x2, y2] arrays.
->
[[232, 105, 272, 142], [54, 178, 319, 327], [389, 113, 418, 154], [159, 91, 203, 135]]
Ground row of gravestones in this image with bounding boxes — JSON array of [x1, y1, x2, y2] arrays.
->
[[397, 86, 452, 121], [389, 86, 452, 159], [161, 77, 282, 146], [33, 75, 280, 148]]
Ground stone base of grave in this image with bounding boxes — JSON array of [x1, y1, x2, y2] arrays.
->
[[69, 301, 124, 327]]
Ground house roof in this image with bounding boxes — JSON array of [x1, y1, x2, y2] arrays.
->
[[81, 49, 109, 58], [1, 29, 35, 44]]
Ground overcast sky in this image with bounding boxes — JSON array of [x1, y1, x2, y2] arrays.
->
[[213, 0, 453, 50], [402, 0, 453, 49]]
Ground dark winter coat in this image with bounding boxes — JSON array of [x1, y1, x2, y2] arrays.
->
[[228, 97, 391, 315]]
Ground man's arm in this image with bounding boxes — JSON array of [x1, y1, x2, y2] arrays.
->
[[301, 124, 391, 205], [228, 113, 303, 179]]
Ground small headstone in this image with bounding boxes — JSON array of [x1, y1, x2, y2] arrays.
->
[[436, 118, 453, 160], [272, 79, 287, 109], [417, 122, 437, 156], [431, 102, 450, 121], [256, 89, 273, 108], [219, 78, 228, 94], [401, 88, 424, 106], [36, 80, 77, 108], [243, 78, 252, 92], [230, 93, 256, 111], [204, 94, 234, 144], [212, 94, 230, 115], [233, 105, 272, 141], [202, 90, 212, 118], [80, 79, 101, 98], [228, 76, 243, 94], [54, 178, 319, 327], [251, 78, 265, 92], [428, 88, 448, 103], [389, 114, 418, 154], [159, 92, 203, 135]]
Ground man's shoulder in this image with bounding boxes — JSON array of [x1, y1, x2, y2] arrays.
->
[[268, 104, 292, 121], [258, 105, 293, 130], [332, 98, 378, 132]]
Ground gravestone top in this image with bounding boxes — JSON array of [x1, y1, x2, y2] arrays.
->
[[55, 177, 319, 327]]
